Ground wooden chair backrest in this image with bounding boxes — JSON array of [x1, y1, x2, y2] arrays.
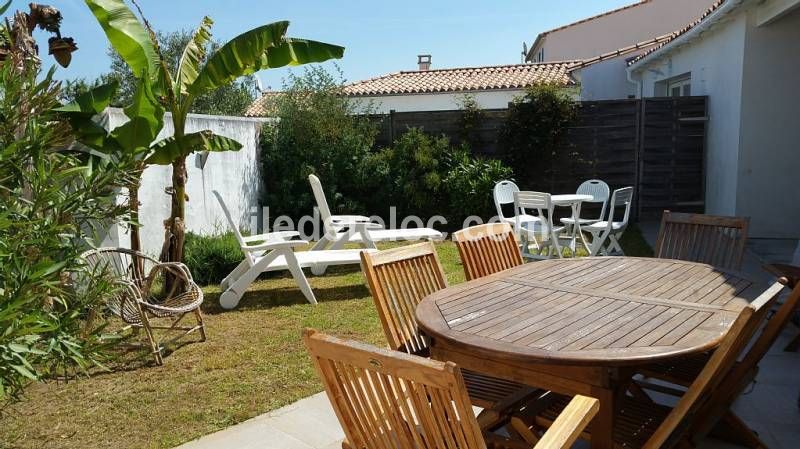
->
[[360, 242, 447, 355], [654, 211, 750, 271], [453, 223, 523, 281], [304, 329, 487, 449], [644, 283, 782, 449]]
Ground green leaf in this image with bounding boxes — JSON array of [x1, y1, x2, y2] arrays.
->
[[54, 81, 121, 153], [84, 0, 159, 81], [54, 81, 118, 115], [260, 38, 344, 69], [188, 21, 289, 96], [175, 16, 213, 96], [11, 364, 37, 380], [0, 0, 13, 17], [111, 72, 164, 154], [146, 131, 242, 165]]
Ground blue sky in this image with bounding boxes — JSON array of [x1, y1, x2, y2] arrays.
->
[[30, 0, 636, 89]]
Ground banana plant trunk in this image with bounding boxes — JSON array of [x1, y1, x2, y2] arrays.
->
[[162, 116, 188, 267], [129, 171, 145, 282]]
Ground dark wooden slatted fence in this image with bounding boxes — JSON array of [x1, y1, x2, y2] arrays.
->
[[369, 96, 707, 220]]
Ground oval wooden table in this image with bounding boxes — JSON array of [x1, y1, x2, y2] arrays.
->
[[416, 257, 762, 449]]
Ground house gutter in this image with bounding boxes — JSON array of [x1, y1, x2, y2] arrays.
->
[[626, 0, 747, 75]]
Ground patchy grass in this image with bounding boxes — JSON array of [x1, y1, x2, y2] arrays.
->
[[0, 231, 650, 449]]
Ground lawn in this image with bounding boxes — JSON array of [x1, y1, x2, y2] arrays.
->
[[0, 229, 651, 449]]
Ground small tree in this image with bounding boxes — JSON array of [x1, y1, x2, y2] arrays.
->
[[261, 66, 377, 220], [499, 84, 576, 189], [84, 0, 344, 264]]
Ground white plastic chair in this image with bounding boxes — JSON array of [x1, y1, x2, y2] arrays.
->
[[560, 179, 610, 231], [585, 187, 634, 256], [308, 174, 443, 274], [493, 180, 541, 229], [514, 191, 565, 259], [212, 191, 373, 309]]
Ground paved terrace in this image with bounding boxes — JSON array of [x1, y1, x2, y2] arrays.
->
[[177, 226, 800, 449]]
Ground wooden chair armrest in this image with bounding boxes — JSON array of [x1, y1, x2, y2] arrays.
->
[[763, 263, 800, 288], [533, 395, 598, 449]]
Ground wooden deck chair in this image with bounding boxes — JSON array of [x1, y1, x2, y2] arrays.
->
[[763, 263, 800, 351], [585, 187, 634, 256], [304, 328, 599, 449], [510, 283, 781, 449], [212, 191, 373, 309], [308, 174, 443, 260], [360, 242, 538, 427], [514, 191, 565, 259], [654, 211, 750, 271], [635, 281, 793, 448], [453, 223, 524, 281]]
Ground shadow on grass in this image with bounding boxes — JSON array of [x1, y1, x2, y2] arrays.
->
[[201, 282, 371, 315]]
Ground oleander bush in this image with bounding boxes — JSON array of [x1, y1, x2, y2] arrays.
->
[[0, 60, 135, 406]]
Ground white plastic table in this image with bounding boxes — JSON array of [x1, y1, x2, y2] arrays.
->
[[551, 194, 593, 254]]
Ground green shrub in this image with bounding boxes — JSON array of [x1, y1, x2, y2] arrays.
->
[[361, 128, 457, 220], [183, 232, 243, 286], [499, 84, 576, 188], [0, 61, 135, 405], [261, 66, 378, 220], [444, 150, 515, 226]]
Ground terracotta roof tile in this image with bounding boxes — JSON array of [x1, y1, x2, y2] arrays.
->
[[342, 62, 577, 97], [243, 91, 283, 117], [628, 0, 727, 66]]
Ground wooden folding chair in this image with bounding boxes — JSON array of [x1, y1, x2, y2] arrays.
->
[[763, 263, 800, 351], [360, 242, 536, 428], [510, 283, 782, 449], [634, 281, 792, 448], [654, 211, 750, 271], [304, 328, 599, 449], [453, 223, 524, 281]]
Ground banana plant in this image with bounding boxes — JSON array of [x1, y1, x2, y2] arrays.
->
[[84, 0, 344, 264], [55, 74, 165, 261]]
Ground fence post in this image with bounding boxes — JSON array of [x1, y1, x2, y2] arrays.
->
[[635, 98, 646, 221], [389, 109, 396, 143]]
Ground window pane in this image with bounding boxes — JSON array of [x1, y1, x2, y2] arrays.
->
[[683, 84, 691, 96], [671, 86, 681, 97]]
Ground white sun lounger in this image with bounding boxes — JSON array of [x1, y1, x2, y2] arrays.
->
[[212, 191, 374, 309], [307, 174, 443, 256]]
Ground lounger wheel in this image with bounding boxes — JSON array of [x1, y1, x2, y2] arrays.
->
[[310, 265, 327, 276], [220, 289, 243, 310]]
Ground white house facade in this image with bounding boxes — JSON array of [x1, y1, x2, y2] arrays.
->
[[628, 0, 800, 239], [527, 0, 718, 63]]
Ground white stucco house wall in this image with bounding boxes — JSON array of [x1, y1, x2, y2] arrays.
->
[[526, 0, 718, 63], [102, 109, 269, 255], [627, 0, 800, 239], [245, 58, 578, 115]]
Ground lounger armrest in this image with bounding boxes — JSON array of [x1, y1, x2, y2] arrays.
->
[[533, 395, 598, 449], [243, 231, 300, 243], [242, 239, 309, 252]]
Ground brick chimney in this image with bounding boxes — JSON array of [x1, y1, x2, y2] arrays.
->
[[417, 54, 431, 71]]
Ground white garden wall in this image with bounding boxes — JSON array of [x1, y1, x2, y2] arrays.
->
[[101, 108, 269, 256]]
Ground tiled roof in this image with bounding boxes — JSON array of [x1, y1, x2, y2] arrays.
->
[[243, 91, 283, 117], [628, 0, 728, 66], [568, 34, 674, 71], [341, 62, 577, 97]]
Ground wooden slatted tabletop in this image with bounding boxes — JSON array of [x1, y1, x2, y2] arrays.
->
[[415, 257, 761, 449]]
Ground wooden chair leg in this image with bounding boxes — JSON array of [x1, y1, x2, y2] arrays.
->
[[710, 411, 770, 449], [194, 308, 206, 342]]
